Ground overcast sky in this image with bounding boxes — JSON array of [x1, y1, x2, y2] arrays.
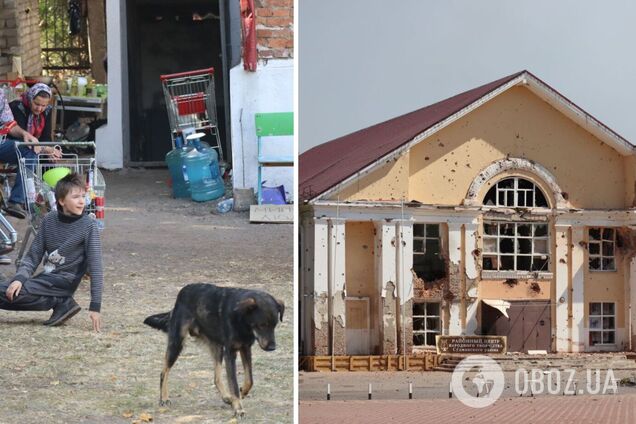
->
[[299, 0, 636, 152]]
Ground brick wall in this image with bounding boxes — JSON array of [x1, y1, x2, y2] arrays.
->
[[255, 0, 293, 60], [0, 0, 42, 78]]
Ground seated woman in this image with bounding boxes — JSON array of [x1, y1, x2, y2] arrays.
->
[[7, 84, 62, 214], [0, 87, 48, 265], [1, 87, 51, 220], [9, 83, 59, 143]]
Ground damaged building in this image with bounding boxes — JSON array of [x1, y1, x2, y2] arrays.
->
[[299, 70, 636, 356]]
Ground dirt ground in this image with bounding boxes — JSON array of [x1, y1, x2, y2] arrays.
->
[[0, 169, 293, 424]]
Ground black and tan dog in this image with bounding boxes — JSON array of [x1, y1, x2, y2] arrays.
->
[[143, 283, 284, 417]]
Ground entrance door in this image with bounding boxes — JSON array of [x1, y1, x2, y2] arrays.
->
[[127, 0, 228, 164], [346, 297, 370, 355], [482, 301, 551, 353]]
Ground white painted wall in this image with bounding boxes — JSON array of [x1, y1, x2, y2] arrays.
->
[[571, 227, 586, 352], [555, 225, 570, 352], [95, 0, 126, 170], [230, 59, 294, 201], [447, 222, 463, 336]]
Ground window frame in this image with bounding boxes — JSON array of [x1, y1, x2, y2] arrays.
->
[[588, 227, 617, 272], [482, 221, 550, 272], [484, 177, 549, 208], [412, 302, 441, 347], [589, 302, 616, 346], [412, 223, 445, 281]]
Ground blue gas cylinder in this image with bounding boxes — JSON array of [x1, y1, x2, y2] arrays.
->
[[165, 140, 194, 198], [183, 148, 225, 202]]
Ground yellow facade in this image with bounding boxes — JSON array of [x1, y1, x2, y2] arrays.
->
[[321, 84, 635, 352], [335, 86, 628, 209]]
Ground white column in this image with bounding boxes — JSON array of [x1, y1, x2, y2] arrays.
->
[[397, 222, 414, 305], [571, 227, 586, 352], [555, 225, 570, 352], [396, 221, 413, 353], [447, 222, 462, 336], [312, 218, 330, 355], [378, 223, 397, 298], [96, 0, 126, 168], [376, 222, 398, 353], [464, 222, 479, 281], [464, 221, 479, 335], [313, 218, 329, 328], [329, 219, 347, 331]]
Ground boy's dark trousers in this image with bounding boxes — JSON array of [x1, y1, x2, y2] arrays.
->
[[0, 274, 73, 311]]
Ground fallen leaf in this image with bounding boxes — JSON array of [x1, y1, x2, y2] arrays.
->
[[122, 411, 133, 418], [139, 412, 153, 422], [50, 381, 59, 386], [174, 416, 205, 423], [158, 407, 168, 413]]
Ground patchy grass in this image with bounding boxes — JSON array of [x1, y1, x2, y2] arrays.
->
[[0, 170, 293, 423]]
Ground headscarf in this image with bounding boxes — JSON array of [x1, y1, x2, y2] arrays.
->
[[21, 83, 52, 138]]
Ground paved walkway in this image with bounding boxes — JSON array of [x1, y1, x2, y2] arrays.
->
[[300, 370, 636, 401], [300, 393, 636, 423]]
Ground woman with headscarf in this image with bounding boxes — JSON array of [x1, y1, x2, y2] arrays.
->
[[9, 83, 58, 143], [4, 84, 61, 218], [1, 86, 53, 221]]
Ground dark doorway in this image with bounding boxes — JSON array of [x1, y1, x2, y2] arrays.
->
[[127, 0, 228, 164], [482, 301, 551, 353]]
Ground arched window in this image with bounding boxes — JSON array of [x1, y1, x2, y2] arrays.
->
[[483, 177, 548, 208], [482, 177, 551, 273]]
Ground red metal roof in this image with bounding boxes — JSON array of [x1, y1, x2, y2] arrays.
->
[[299, 71, 527, 202]]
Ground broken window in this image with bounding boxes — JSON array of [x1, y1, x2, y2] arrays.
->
[[482, 222, 550, 271], [413, 224, 446, 281], [483, 177, 549, 208], [588, 228, 616, 271], [413, 302, 441, 347], [589, 302, 615, 345]]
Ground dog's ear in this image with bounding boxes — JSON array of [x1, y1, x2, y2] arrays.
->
[[234, 297, 257, 313], [275, 298, 285, 322]]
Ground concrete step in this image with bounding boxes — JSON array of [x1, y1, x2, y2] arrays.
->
[[434, 355, 467, 372]]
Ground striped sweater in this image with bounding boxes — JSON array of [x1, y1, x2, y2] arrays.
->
[[13, 211, 104, 312]]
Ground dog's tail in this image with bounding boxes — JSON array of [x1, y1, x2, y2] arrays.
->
[[143, 312, 171, 332]]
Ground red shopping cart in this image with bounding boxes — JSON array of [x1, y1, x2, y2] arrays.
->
[[0, 121, 16, 143], [160, 67, 224, 163]]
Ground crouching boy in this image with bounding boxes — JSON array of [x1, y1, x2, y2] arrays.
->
[[0, 173, 103, 332]]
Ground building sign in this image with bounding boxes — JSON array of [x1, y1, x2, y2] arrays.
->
[[436, 336, 507, 354]]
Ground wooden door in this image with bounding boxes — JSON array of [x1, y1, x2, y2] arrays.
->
[[482, 301, 551, 353]]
